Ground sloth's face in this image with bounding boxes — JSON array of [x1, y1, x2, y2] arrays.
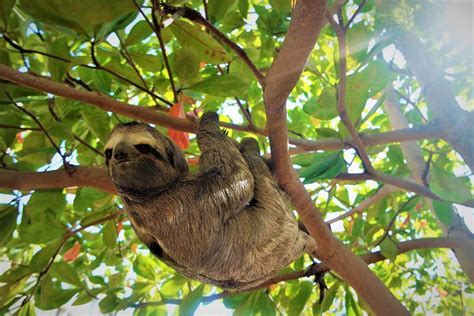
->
[[104, 123, 188, 198]]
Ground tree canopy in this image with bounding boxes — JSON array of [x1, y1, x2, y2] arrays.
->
[[0, 0, 473, 315]]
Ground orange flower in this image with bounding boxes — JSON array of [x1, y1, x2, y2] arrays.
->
[[168, 101, 190, 150], [64, 241, 81, 262]]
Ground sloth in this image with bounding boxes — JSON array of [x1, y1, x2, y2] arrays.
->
[[104, 112, 317, 290]]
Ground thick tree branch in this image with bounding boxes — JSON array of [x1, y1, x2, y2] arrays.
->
[[0, 64, 196, 132], [308, 237, 474, 277], [0, 64, 442, 151], [0, 167, 116, 194], [263, 0, 408, 314]]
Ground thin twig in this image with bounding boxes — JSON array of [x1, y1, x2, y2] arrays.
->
[[150, 0, 179, 103], [344, 0, 366, 30], [327, 185, 398, 224], [0, 124, 40, 131], [115, 33, 163, 109], [3, 91, 68, 166], [160, 3, 265, 87], [393, 89, 427, 122], [2, 33, 71, 63], [326, 10, 375, 175], [4, 33, 172, 106], [73, 135, 102, 156], [374, 195, 419, 247]]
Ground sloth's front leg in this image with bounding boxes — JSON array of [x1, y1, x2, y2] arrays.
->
[[196, 112, 254, 219]]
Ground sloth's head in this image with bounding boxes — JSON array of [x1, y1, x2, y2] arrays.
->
[[104, 122, 188, 198]]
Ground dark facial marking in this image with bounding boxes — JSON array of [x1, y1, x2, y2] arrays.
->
[[133, 144, 167, 162], [104, 149, 112, 165]]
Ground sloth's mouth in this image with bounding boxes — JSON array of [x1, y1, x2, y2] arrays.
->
[[112, 158, 138, 165]]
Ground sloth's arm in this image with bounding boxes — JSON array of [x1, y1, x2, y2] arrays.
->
[[195, 112, 255, 221]]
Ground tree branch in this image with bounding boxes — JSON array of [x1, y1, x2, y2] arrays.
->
[[262, 0, 408, 314], [0, 166, 116, 194], [326, 11, 375, 175], [326, 185, 398, 224], [0, 64, 442, 151], [0, 64, 196, 132], [160, 3, 265, 87]]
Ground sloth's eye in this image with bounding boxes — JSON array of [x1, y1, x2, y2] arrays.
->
[[135, 144, 153, 154], [104, 149, 112, 160]]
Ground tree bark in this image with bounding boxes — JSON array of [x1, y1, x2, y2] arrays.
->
[[263, 1, 409, 314], [0, 167, 116, 194]]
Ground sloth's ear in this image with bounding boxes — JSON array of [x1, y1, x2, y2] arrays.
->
[[164, 138, 189, 174]]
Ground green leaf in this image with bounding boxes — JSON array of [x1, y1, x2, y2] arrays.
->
[[380, 238, 398, 261], [30, 240, 61, 272], [315, 127, 342, 139], [72, 290, 94, 306], [298, 151, 346, 182], [321, 281, 341, 312], [17, 300, 36, 316], [74, 187, 110, 213], [238, 0, 249, 17], [51, 262, 83, 287], [19, 221, 65, 244], [188, 73, 250, 97], [208, 0, 237, 21], [173, 47, 200, 83], [129, 52, 162, 73], [347, 23, 371, 62], [429, 164, 472, 203], [18, 0, 139, 33], [26, 189, 66, 218], [102, 221, 117, 247], [0, 205, 17, 246], [223, 292, 250, 309], [161, 275, 187, 297], [432, 200, 453, 226], [256, 291, 276, 316], [345, 287, 362, 316], [125, 20, 153, 46], [80, 210, 111, 226], [0, 0, 16, 29], [270, 0, 292, 13], [36, 275, 78, 310], [170, 20, 231, 64], [289, 281, 313, 315], [133, 255, 157, 280], [47, 36, 71, 82], [303, 87, 338, 120], [81, 105, 110, 143], [179, 284, 205, 316], [99, 293, 119, 314]]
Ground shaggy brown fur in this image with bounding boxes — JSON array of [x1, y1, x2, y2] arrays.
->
[[104, 112, 316, 290]]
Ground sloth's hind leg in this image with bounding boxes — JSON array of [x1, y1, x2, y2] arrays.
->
[[239, 138, 287, 210]]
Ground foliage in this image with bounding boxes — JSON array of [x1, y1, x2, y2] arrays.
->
[[0, 0, 472, 315]]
